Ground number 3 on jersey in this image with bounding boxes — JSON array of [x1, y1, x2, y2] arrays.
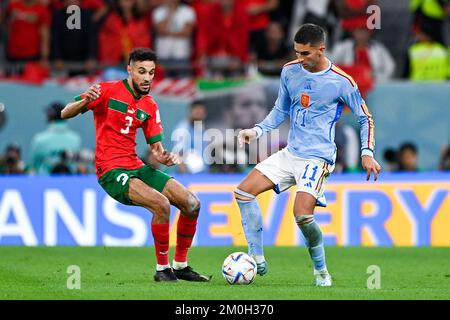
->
[[121, 116, 133, 134]]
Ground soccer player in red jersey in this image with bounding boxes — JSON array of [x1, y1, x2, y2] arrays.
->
[[61, 48, 210, 282]]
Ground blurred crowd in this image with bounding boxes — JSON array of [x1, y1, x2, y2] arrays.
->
[[0, 0, 449, 82], [1, 97, 448, 175], [0, 102, 94, 175]]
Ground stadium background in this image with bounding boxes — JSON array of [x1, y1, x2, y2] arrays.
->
[[0, 0, 450, 246]]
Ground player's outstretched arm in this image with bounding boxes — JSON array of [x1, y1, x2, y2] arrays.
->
[[150, 142, 181, 166], [61, 84, 101, 119], [61, 100, 88, 119], [362, 155, 382, 181]]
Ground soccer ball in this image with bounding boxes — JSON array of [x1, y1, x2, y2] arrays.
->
[[222, 252, 257, 285]]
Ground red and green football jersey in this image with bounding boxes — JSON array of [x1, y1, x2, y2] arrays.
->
[[75, 79, 163, 178]]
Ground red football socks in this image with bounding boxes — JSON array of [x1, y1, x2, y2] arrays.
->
[[151, 223, 169, 266], [174, 214, 198, 263]]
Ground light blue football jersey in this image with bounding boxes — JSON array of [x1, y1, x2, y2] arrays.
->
[[254, 58, 375, 165]]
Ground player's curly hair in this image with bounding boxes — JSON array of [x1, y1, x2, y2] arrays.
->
[[128, 48, 158, 65], [294, 23, 326, 46]]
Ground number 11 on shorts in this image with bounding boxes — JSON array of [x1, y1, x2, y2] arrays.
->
[[302, 164, 318, 181]]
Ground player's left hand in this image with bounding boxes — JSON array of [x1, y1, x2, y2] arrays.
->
[[362, 155, 382, 181], [152, 149, 181, 166]]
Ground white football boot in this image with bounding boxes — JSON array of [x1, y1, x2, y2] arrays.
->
[[314, 268, 332, 287]]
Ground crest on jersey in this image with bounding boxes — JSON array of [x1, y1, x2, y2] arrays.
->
[[300, 93, 310, 108]]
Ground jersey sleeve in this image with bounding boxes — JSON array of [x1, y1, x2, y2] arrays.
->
[[254, 67, 291, 137], [142, 102, 164, 144], [73, 82, 113, 113], [340, 81, 375, 157]]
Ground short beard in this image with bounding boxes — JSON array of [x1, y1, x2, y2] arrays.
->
[[305, 61, 317, 72], [132, 79, 150, 95]]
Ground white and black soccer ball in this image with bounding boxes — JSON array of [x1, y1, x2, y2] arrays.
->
[[222, 252, 257, 285]]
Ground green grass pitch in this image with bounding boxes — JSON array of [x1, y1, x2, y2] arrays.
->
[[1, 246, 449, 300]]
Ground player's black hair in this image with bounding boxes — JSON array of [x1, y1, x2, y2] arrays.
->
[[294, 23, 326, 46], [128, 48, 157, 65]]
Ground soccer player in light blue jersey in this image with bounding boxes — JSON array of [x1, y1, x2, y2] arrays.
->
[[234, 24, 381, 286]]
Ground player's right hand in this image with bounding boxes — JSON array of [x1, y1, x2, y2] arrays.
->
[[84, 84, 101, 102], [238, 129, 257, 147]]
